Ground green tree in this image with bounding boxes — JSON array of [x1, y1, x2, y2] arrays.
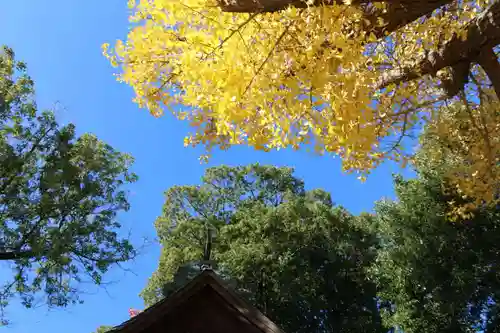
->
[[0, 46, 138, 321], [144, 164, 386, 333], [371, 130, 500, 332], [93, 326, 113, 333]]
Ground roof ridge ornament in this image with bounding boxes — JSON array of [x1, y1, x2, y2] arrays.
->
[[200, 261, 212, 271]]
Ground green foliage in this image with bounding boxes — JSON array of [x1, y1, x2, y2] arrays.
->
[[93, 325, 113, 333], [0, 46, 138, 321], [143, 164, 386, 333], [371, 152, 500, 332], [217, 197, 384, 333], [142, 164, 305, 303], [143, 160, 500, 333]]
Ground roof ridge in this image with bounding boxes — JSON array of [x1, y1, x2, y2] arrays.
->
[[109, 269, 285, 333]]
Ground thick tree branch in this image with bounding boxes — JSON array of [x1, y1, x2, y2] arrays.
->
[[364, 0, 454, 38], [477, 47, 500, 98], [438, 61, 471, 98], [218, 0, 453, 37], [377, 0, 500, 97], [218, 0, 333, 13], [0, 250, 35, 261], [218, 0, 500, 99]]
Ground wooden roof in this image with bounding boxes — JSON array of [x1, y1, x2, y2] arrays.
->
[[108, 269, 286, 333]]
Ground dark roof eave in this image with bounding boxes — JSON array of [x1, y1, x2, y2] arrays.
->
[[108, 269, 285, 333]]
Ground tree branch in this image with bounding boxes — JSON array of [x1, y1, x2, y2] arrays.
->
[[0, 123, 57, 194], [364, 0, 454, 38], [376, 0, 500, 97], [218, 0, 453, 37], [0, 249, 35, 261], [217, 0, 500, 99], [438, 61, 471, 98], [477, 47, 500, 98]]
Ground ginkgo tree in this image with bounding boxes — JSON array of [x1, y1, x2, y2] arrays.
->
[[104, 0, 500, 213]]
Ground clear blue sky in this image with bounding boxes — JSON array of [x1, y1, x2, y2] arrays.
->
[[0, 1, 413, 332]]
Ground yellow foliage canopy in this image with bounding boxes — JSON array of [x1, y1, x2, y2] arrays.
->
[[420, 96, 500, 218], [103, 0, 500, 210]]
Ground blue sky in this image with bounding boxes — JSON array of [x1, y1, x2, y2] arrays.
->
[[0, 1, 413, 332]]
